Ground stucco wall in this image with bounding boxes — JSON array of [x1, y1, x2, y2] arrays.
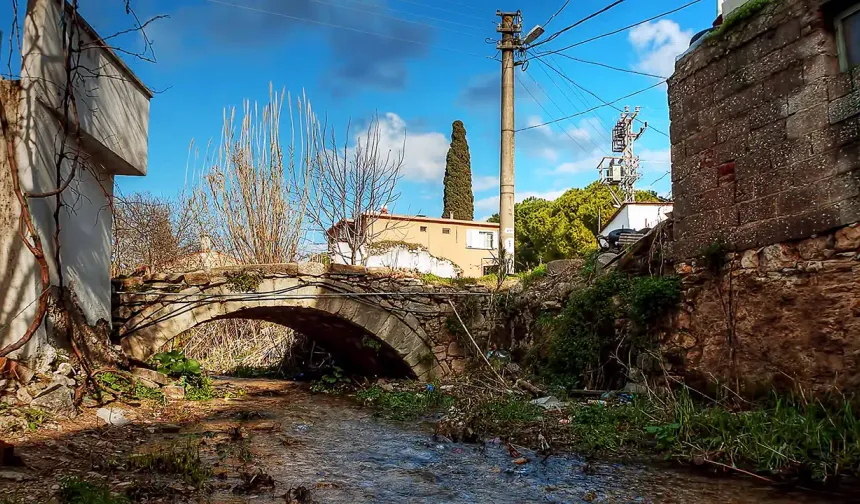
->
[[668, 0, 860, 259], [0, 80, 45, 359], [4, 0, 150, 342]]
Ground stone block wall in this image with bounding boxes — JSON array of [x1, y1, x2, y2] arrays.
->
[[669, 0, 860, 259], [665, 222, 860, 394]]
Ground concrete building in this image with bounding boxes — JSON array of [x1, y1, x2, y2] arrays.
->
[[599, 202, 674, 236], [668, 0, 860, 258], [328, 213, 501, 278], [0, 0, 150, 361]]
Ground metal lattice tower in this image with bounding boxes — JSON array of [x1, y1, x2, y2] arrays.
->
[[596, 106, 647, 206]]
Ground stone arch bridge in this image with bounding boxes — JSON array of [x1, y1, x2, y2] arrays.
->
[[112, 263, 492, 379]]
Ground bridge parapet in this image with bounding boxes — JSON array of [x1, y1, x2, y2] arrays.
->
[[112, 263, 492, 378]]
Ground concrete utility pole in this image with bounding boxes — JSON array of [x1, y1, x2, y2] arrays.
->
[[496, 10, 521, 274]]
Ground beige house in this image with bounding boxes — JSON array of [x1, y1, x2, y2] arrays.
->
[[328, 213, 501, 278]]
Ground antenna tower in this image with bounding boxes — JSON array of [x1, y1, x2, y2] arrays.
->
[[596, 106, 647, 206]]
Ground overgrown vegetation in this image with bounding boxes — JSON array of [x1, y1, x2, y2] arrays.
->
[[536, 272, 681, 390], [129, 439, 211, 488], [709, 0, 773, 39], [225, 271, 263, 292], [58, 477, 128, 504], [96, 372, 163, 401], [517, 263, 547, 288], [150, 350, 202, 377], [357, 384, 454, 421]]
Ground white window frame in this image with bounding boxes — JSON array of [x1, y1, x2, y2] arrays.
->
[[836, 3, 860, 71]]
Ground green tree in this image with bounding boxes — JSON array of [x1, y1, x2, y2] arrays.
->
[[490, 183, 663, 268], [442, 120, 474, 220]]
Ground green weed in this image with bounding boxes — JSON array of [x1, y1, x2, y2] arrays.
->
[[150, 351, 202, 377], [184, 376, 216, 401], [22, 407, 48, 431], [58, 477, 128, 504], [129, 439, 211, 487], [96, 372, 163, 401], [517, 264, 547, 288], [225, 271, 262, 292], [357, 385, 454, 421]]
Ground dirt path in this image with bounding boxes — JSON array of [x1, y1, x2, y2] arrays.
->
[[0, 378, 845, 503]]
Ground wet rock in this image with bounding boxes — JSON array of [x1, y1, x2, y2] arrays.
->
[[131, 367, 170, 386], [162, 385, 185, 401], [31, 384, 76, 418], [97, 407, 130, 426]]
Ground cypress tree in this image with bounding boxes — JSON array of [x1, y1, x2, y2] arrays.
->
[[442, 120, 474, 220]]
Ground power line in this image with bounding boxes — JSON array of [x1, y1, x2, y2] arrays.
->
[[388, 0, 488, 22], [534, 0, 702, 56], [542, 54, 614, 143], [547, 53, 668, 79], [530, 54, 669, 137], [203, 0, 494, 60], [544, 0, 571, 28], [526, 63, 608, 154], [516, 80, 666, 132], [321, 0, 487, 32], [517, 71, 591, 154], [532, 0, 627, 48]]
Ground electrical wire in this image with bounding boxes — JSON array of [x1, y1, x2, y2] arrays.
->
[[533, 0, 702, 56], [314, 0, 487, 33], [524, 65, 608, 154], [388, 0, 488, 22], [517, 71, 591, 154], [544, 0, 571, 28], [531, 0, 627, 48], [530, 54, 669, 137], [515, 80, 666, 132], [533, 55, 613, 145], [549, 53, 668, 79], [203, 0, 494, 60]]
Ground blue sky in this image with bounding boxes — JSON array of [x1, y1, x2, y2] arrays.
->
[[3, 0, 716, 220]]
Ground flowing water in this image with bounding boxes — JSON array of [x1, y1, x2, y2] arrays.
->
[[201, 379, 841, 503]]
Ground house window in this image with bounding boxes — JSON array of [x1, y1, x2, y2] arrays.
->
[[420, 226, 427, 232], [442, 228, 451, 234], [836, 4, 860, 71], [466, 229, 497, 249], [479, 231, 494, 249]]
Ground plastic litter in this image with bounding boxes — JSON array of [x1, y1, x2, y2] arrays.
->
[[529, 396, 566, 410]]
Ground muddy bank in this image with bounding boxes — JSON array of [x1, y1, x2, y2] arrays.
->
[[0, 378, 844, 503]]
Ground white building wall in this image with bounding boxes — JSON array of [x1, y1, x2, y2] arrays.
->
[[0, 0, 150, 359], [331, 242, 460, 278], [602, 204, 673, 235]]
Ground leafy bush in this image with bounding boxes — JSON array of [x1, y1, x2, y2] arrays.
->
[[150, 351, 202, 377], [544, 273, 681, 389], [97, 372, 163, 401], [517, 264, 547, 288]]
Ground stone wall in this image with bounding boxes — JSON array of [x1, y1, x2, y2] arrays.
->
[[668, 0, 860, 259], [665, 221, 860, 394], [112, 263, 492, 378]]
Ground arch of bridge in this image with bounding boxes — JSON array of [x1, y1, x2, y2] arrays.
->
[[113, 263, 483, 378]]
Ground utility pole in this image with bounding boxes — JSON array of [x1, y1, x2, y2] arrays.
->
[[596, 106, 648, 206], [496, 10, 521, 274]]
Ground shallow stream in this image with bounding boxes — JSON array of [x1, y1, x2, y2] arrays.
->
[[205, 379, 839, 503]]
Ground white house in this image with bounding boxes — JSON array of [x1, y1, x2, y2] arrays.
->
[[600, 202, 673, 236]]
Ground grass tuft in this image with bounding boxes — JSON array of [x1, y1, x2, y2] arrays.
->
[[58, 477, 128, 504]]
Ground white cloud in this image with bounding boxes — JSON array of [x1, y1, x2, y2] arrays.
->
[[629, 20, 693, 78], [355, 113, 448, 182], [473, 175, 499, 192], [521, 115, 609, 163], [474, 189, 567, 213]]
